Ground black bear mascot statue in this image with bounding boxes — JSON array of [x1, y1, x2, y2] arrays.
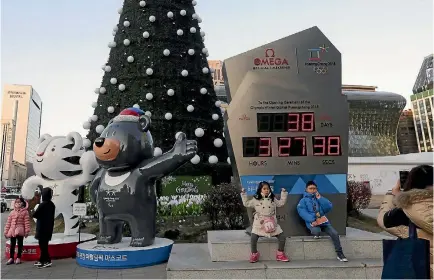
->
[[89, 107, 197, 247]]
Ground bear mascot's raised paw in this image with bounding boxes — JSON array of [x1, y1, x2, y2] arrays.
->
[[21, 132, 99, 236], [89, 107, 197, 247]]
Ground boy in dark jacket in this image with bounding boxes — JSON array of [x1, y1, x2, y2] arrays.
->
[[297, 181, 348, 262], [33, 187, 55, 268]]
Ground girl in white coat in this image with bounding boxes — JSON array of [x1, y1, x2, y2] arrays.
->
[[241, 181, 289, 263]]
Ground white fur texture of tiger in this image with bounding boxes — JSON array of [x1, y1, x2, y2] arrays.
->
[[21, 132, 99, 236]]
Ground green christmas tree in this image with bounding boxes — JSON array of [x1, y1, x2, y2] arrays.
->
[[84, 0, 231, 183]]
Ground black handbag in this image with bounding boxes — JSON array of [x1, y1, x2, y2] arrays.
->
[[382, 222, 430, 279]]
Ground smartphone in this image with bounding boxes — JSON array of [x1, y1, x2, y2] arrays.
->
[[399, 171, 409, 190]]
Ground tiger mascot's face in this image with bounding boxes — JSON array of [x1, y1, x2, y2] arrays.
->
[[33, 132, 85, 180]]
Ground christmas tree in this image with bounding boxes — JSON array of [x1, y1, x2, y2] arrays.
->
[[84, 0, 231, 183]]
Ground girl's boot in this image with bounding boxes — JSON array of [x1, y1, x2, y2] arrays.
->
[[249, 252, 260, 263], [15, 258, 21, 264], [276, 251, 290, 262], [6, 258, 14, 265]]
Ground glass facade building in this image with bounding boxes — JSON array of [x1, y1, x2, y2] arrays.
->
[[344, 89, 406, 157], [411, 54, 433, 152], [26, 89, 43, 164]]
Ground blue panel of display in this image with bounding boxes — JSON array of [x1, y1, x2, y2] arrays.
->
[[240, 174, 347, 195]]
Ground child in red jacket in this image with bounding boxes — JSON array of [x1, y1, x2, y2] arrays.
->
[[4, 197, 30, 265]]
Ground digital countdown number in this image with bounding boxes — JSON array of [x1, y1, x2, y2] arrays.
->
[[257, 112, 315, 132], [242, 136, 341, 157]]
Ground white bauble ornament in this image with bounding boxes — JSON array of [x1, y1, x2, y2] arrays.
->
[[188, 49, 195, 55], [112, 30, 116, 36], [192, 13, 198, 19], [119, 84, 126, 91], [146, 93, 153, 100], [175, 132, 183, 139], [202, 47, 208, 54], [213, 138, 223, 148], [190, 27, 196, 33], [206, 52, 209, 57], [165, 113, 172, 120], [83, 121, 91, 130], [91, 102, 98, 108], [139, 0, 146, 7], [180, 10, 187, 16], [110, 78, 117, 84], [127, 56, 134, 63], [101, 65, 106, 70], [107, 106, 115, 113], [221, 107, 226, 113], [99, 87, 107, 94], [198, 17, 202, 23], [200, 30, 205, 37], [123, 21, 130, 27], [145, 111, 152, 117], [187, 105, 194, 112], [113, 26, 119, 32], [94, 88, 100, 94], [108, 41, 116, 48], [195, 128, 204, 137], [200, 88, 207, 94], [83, 139, 91, 148], [192, 0, 197, 6], [181, 70, 188, 76], [167, 11, 174, 18], [146, 68, 153, 75], [91, 115, 98, 122], [212, 113, 219, 120], [143, 31, 150, 38], [133, 104, 140, 109], [88, 117, 92, 122], [96, 125, 105, 134], [123, 39, 130, 46], [215, 100, 222, 107], [153, 147, 163, 157], [149, 15, 156, 22], [167, 89, 175, 96], [177, 29, 184, 36], [190, 155, 200, 164], [227, 157, 231, 164], [163, 49, 170, 56], [104, 65, 112, 72], [117, 7, 123, 14], [223, 132, 225, 137], [208, 155, 218, 164], [202, 67, 209, 74]]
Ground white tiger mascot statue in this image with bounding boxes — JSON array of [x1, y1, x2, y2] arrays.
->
[[21, 132, 99, 236]]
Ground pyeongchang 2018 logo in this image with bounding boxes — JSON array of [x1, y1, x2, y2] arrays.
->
[[253, 48, 290, 70]]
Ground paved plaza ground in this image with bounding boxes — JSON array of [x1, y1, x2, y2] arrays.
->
[[0, 197, 383, 279]]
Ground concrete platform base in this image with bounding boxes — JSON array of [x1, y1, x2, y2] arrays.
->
[[167, 244, 383, 279], [208, 227, 394, 262]]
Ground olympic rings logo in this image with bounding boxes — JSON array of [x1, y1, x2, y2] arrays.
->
[[313, 66, 328, 74]]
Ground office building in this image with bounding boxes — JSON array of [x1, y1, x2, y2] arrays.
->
[[397, 109, 419, 154], [411, 54, 433, 152], [0, 84, 42, 185], [208, 60, 224, 86]]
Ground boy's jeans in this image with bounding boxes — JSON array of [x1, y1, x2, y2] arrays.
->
[[310, 224, 343, 253]]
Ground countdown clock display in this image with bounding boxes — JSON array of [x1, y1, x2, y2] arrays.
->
[[222, 27, 349, 235]]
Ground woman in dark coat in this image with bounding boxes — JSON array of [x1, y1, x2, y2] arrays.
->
[[33, 187, 55, 268]]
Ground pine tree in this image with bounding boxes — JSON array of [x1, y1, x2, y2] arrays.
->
[[84, 0, 231, 183]]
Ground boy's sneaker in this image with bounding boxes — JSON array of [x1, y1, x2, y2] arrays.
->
[[34, 261, 41, 266], [6, 258, 13, 265], [249, 252, 260, 263], [313, 235, 320, 239], [276, 251, 290, 262], [15, 258, 21, 265], [38, 262, 52, 268], [337, 252, 348, 262]]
